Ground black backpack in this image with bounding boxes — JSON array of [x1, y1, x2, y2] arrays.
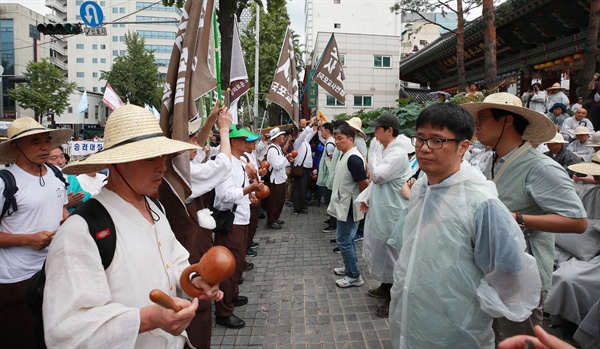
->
[[0, 163, 68, 220], [26, 196, 163, 349]]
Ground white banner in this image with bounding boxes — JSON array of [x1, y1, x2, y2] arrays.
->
[[70, 141, 104, 156]]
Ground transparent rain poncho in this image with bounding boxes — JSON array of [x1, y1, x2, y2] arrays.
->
[[388, 166, 541, 349], [357, 139, 411, 283]]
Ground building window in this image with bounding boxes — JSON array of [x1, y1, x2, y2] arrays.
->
[[92, 72, 98, 78], [145, 44, 172, 53], [136, 2, 182, 15], [76, 72, 85, 78], [334, 0, 340, 3], [112, 36, 118, 42], [120, 7, 126, 13], [76, 58, 84, 63], [92, 58, 98, 63], [155, 59, 169, 67], [113, 23, 118, 28], [95, 105, 99, 119], [75, 15, 82, 20], [136, 30, 176, 40], [100, 1, 105, 5], [101, 58, 106, 63], [334, 23, 341, 29], [120, 50, 126, 56], [374, 55, 391, 68], [339, 53, 346, 67], [354, 95, 372, 107], [419, 40, 428, 45], [112, 7, 118, 13], [92, 44, 98, 49], [120, 36, 125, 42], [100, 44, 106, 49], [93, 87, 98, 92], [137, 16, 179, 26], [120, 23, 125, 28], [112, 50, 118, 56], [75, 0, 82, 4], [326, 95, 345, 106], [76, 44, 84, 49], [68, 107, 73, 113]]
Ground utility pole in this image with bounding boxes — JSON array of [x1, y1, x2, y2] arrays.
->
[[253, 6, 260, 130]]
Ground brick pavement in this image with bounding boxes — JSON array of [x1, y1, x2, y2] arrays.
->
[[210, 203, 392, 349]]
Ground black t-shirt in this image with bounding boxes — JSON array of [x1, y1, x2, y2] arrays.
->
[[346, 155, 367, 182]]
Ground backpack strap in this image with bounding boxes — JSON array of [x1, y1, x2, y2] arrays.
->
[[72, 198, 116, 269], [45, 163, 69, 190], [0, 169, 18, 220]]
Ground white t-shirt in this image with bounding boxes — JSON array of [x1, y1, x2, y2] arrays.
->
[[0, 164, 67, 282], [77, 173, 107, 196]]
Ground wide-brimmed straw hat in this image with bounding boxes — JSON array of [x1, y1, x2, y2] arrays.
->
[[546, 82, 565, 91], [268, 127, 285, 141], [347, 117, 366, 138], [62, 104, 196, 175], [460, 92, 556, 144], [546, 133, 568, 144], [0, 117, 73, 164], [568, 151, 600, 176], [574, 126, 592, 135], [587, 131, 600, 147]]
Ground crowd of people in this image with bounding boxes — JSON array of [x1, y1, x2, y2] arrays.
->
[[0, 77, 599, 349]]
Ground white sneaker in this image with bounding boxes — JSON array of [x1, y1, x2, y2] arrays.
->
[[333, 266, 346, 276], [335, 275, 364, 288]]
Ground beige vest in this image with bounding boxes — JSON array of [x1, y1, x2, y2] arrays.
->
[[327, 147, 365, 222]]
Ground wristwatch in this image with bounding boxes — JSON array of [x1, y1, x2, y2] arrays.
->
[[515, 212, 525, 229]]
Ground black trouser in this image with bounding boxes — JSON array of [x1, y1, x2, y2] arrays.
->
[[292, 168, 311, 211]]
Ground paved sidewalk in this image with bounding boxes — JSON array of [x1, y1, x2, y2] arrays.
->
[[211, 203, 392, 349]]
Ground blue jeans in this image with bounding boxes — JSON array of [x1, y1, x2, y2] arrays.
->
[[336, 218, 360, 278]]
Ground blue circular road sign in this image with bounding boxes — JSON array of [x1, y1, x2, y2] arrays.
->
[[80, 1, 104, 28]]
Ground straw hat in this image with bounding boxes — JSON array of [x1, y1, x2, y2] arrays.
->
[[460, 92, 556, 144], [568, 151, 600, 176], [268, 127, 285, 141], [546, 133, 568, 144], [62, 104, 196, 175], [546, 82, 565, 91], [574, 126, 592, 135], [0, 117, 73, 164], [587, 131, 600, 147], [347, 117, 366, 138]]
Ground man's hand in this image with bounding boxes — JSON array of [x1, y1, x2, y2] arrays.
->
[[498, 325, 576, 349], [217, 107, 233, 131], [66, 192, 85, 208], [250, 180, 265, 193], [191, 277, 224, 302], [29, 230, 55, 250], [258, 167, 268, 177], [245, 162, 257, 178], [594, 72, 599, 81], [140, 297, 198, 336], [359, 202, 369, 214]]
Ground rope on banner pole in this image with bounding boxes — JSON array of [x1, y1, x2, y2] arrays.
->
[[213, 10, 222, 105]]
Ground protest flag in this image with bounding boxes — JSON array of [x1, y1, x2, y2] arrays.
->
[[76, 90, 88, 114], [159, 0, 217, 204], [229, 15, 250, 124], [312, 34, 346, 103], [268, 26, 299, 127], [102, 83, 124, 110]]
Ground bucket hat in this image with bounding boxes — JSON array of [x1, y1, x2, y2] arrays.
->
[[460, 92, 556, 144], [574, 126, 592, 135], [268, 127, 285, 141], [347, 117, 366, 138], [62, 104, 196, 175], [587, 131, 600, 147], [549, 103, 567, 114], [568, 151, 600, 176], [0, 117, 73, 164], [546, 133, 568, 144]]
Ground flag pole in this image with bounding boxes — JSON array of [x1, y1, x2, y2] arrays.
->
[[213, 10, 222, 105], [299, 33, 334, 101]]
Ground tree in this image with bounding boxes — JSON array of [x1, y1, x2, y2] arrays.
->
[[7, 58, 76, 122], [391, 0, 482, 92], [481, 0, 497, 90], [240, 1, 305, 126], [100, 32, 162, 107]]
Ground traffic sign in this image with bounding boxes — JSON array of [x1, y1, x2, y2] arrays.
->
[[85, 27, 107, 36], [80, 1, 103, 28]]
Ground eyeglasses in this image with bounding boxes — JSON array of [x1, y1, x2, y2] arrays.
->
[[411, 136, 462, 149]]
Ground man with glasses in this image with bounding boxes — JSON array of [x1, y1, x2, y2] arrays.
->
[[462, 93, 587, 344], [388, 103, 541, 348]]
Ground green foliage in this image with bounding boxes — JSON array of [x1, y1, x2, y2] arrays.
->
[[240, 1, 305, 126], [100, 32, 163, 108], [7, 58, 76, 118]]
